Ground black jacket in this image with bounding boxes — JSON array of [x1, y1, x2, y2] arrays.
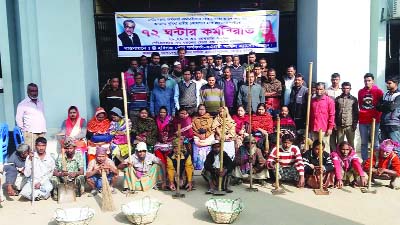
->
[[302, 150, 334, 175], [118, 32, 141, 47], [204, 151, 234, 173]]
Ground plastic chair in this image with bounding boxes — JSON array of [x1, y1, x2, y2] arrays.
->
[[0, 123, 9, 163], [13, 126, 24, 147]]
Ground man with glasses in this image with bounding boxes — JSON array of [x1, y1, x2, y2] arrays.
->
[[118, 19, 141, 47]]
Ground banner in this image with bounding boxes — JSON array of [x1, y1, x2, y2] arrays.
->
[[115, 10, 279, 57]]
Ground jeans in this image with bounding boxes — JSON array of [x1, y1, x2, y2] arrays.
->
[[359, 123, 380, 161], [380, 125, 400, 143]]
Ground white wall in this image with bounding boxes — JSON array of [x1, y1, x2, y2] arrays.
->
[[298, 0, 372, 95]]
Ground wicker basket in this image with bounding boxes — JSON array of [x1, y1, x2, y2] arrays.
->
[[205, 198, 244, 224], [121, 196, 162, 225], [53, 207, 95, 225]]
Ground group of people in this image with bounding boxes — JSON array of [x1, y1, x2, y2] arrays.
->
[[2, 50, 400, 204]]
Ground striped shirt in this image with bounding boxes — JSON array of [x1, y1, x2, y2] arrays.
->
[[129, 83, 148, 111], [267, 145, 304, 175], [200, 85, 225, 114]]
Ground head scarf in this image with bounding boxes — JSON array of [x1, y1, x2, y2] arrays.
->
[[380, 139, 400, 152], [65, 106, 84, 136], [87, 107, 111, 133], [96, 146, 107, 156], [334, 143, 356, 171]]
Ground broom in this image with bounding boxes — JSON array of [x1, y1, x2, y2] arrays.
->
[[304, 62, 313, 152], [101, 168, 115, 211]]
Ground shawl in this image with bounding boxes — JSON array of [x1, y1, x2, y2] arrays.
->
[[252, 112, 273, 134], [65, 106, 85, 136], [232, 114, 249, 134], [87, 107, 111, 134], [156, 115, 172, 131]]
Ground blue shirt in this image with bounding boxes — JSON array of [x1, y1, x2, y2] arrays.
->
[[150, 86, 176, 116]]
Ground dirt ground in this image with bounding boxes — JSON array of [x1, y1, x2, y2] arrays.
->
[[0, 173, 397, 225]]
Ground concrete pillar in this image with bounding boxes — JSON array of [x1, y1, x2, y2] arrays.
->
[[297, 0, 372, 95]]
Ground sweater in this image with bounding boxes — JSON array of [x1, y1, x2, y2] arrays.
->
[[267, 145, 304, 175], [302, 150, 334, 175], [178, 80, 197, 107], [358, 85, 383, 124], [237, 83, 265, 113], [200, 85, 225, 114], [363, 151, 400, 176], [330, 148, 364, 180]]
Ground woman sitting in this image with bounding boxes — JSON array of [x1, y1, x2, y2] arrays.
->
[[131, 107, 158, 152], [274, 105, 296, 136], [154, 106, 175, 165], [86, 107, 111, 162], [108, 107, 130, 164], [232, 105, 249, 148], [251, 103, 273, 139], [59, 106, 87, 152], [211, 106, 236, 159], [192, 105, 215, 170]]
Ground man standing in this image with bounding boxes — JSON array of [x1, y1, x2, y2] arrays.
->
[[200, 75, 225, 116], [309, 82, 335, 151], [230, 55, 246, 82], [171, 61, 184, 84], [16, 83, 47, 149], [263, 68, 282, 115], [335, 82, 359, 149], [377, 77, 400, 143], [237, 72, 265, 113], [210, 54, 224, 80], [150, 77, 176, 117], [147, 52, 162, 91], [4, 144, 30, 197], [118, 19, 141, 47], [358, 73, 383, 160], [192, 68, 208, 107], [99, 77, 123, 113], [326, 73, 342, 151], [288, 74, 308, 130], [243, 51, 257, 72], [283, 65, 296, 106], [326, 73, 342, 98], [178, 69, 198, 115], [176, 47, 189, 69], [129, 73, 149, 118], [20, 137, 55, 201], [218, 67, 239, 115]]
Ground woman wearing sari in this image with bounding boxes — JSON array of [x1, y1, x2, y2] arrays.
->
[[154, 106, 175, 165], [131, 108, 158, 152], [192, 104, 215, 170], [60, 106, 87, 152], [211, 106, 236, 159], [86, 107, 111, 162], [108, 107, 130, 164], [252, 103, 273, 139], [232, 105, 249, 148]]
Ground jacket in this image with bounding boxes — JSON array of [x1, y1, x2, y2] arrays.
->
[[377, 90, 400, 126], [237, 82, 265, 113], [150, 86, 176, 116], [335, 94, 359, 127], [288, 85, 308, 120], [204, 151, 234, 172], [302, 150, 334, 175]]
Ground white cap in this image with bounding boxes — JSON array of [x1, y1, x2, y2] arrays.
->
[[136, 142, 147, 151], [173, 61, 181, 66], [161, 64, 169, 69]]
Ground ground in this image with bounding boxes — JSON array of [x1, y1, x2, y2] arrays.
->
[[0, 173, 397, 225]]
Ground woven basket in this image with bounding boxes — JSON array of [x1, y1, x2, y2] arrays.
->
[[205, 198, 244, 224], [121, 196, 162, 225], [53, 207, 95, 225]]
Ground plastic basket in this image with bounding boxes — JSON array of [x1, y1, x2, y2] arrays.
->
[[205, 198, 244, 224], [121, 196, 162, 225], [53, 207, 95, 225]]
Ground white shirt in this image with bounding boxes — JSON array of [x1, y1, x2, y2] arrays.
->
[[16, 97, 47, 133], [192, 79, 208, 106], [284, 76, 295, 105], [24, 152, 55, 184], [326, 86, 342, 99]]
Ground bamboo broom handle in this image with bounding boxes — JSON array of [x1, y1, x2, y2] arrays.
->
[[275, 117, 281, 189], [218, 111, 226, 192], [318, 129, 323, 190], [121, 72, 133, 164], [304, 62, 313, 151], [367, 118, 376, 189]]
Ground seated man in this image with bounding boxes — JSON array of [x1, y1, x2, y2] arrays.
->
[[267, 134, 305, 188], [364, 139, 400, 189], [86, 147, 118, 196], [233, 136, 269, 186], [202, 140, 234, 194], [167, 138, 194, 191], [4, 144, 30, 197], [331, 141, 367, 188], [302, 140, 335, 189], [51, 138, 85, 200], [118, 142, 167, 192], [20, 137, 55, 201]]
